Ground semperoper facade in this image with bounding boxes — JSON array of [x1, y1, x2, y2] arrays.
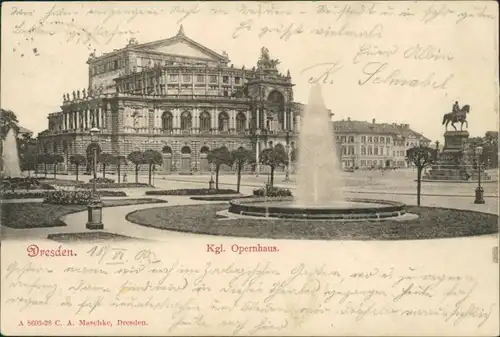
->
[[38, 26, 301, 174], [38, 26, 430, 174]]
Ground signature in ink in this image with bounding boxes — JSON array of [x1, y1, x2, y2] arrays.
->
[[300, 61, 343, 84]]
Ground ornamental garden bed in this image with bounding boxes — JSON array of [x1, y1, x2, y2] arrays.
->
[[126, 204, 498, 241], [1, 198, 167, 229], [145, 188, 239, 196], [1, 190, 128, 200]]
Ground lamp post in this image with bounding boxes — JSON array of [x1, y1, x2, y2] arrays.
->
[[284, 130, 291, 182], [208, 162, 215, 189], [474, 146, 485, 204], [86, 127, 103, 229], [152, 164, 156, 186]]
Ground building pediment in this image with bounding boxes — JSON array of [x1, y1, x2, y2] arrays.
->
[[133, 26, 228, 62]]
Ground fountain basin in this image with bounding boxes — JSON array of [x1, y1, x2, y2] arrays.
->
[[228, 197, 406, 220]]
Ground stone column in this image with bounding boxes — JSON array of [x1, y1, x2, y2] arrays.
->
[[284, 109, 288, 131], [205, 72, 208, 95], [101, 106, 105, 129], [256, 107, 260, 131], [230, 110, 235, 131], [211, 109, 216, 131], [77, 110, 82, 129]]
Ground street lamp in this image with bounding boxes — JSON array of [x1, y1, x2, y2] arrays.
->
[[284, 130, 291, 182], [474, 146, 485, 204], [86, 127, 103, 229]]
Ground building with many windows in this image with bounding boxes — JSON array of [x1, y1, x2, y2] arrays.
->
[[37, 26, 430, 175], [333, 118, 431, 169], [38, 26, 303, 174]]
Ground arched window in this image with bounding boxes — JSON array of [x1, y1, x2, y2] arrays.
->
[[236, 112, 246, 133], [275, 143, 285, 152], [181, 111, 192, 131], [181, 146, 191, 154], [200, 146, 210, 158], [268, 90, 284, 103], [218, 112, 229, 132], [162, 111, 173, 131], [199, 111, 211, 132], [162, 146, 172, 154]]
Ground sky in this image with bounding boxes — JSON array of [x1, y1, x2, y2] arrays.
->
[[1, 1, 498, 143]]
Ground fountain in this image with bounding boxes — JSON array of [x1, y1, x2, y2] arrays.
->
[[1, 128, 22, 178], [228, 84, 406, 220], [295, 83, 344, 206]]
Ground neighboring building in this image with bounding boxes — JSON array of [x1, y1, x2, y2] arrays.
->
[[37, 26, 302, 174], [333, 118, 431, 168]]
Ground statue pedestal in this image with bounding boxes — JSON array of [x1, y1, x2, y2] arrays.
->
[[443, 131, 469, 150], [425, 131, 492, 181]]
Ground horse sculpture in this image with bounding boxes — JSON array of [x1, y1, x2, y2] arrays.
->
[[442, 104, 470, 131]]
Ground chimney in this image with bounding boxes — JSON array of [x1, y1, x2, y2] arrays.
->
[[347, 117, 351, 121], [372, 118, 376, 124]]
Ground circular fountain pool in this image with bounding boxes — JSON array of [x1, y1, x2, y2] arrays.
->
[[228, 197, 406, 220]]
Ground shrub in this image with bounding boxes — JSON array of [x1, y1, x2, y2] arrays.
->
[[145, 188, 239, 196], [1, 190, 51, 199], [98, 190, 127, 197], [253, 185, 293, 197], [43, 190, 93, 205], [89, 177, 115, 184]]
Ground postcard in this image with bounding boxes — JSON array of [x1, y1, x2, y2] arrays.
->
[[1, 1, 499, 336]]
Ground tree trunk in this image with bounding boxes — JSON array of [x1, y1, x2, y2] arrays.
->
[[148, 164, 152, 185], [417, 167, 422, 207], [215, 166, 220, 190], [236, 165, 242, 193], [135, 165, 139, 183], [76, 165, 79, 182], [103, 164, 106, 178], [44, 164, 47, 177], [270, 166, 275, 186], [117, 164, 121, 183]]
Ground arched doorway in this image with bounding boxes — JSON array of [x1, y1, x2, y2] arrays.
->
[[200, 146, 210, 173], [86, 143, 102, 173], [180, 146, 191, 172], [162, 146, 172, 173]]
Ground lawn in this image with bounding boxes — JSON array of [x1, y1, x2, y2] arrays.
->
[[189, 195, 250, 201], [126, 204, 498, 240], [1, 198, 167, 229], [47, 232, 141, 242]]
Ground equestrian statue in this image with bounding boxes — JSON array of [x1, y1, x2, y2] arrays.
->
[[442, 101, 470, 131]]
